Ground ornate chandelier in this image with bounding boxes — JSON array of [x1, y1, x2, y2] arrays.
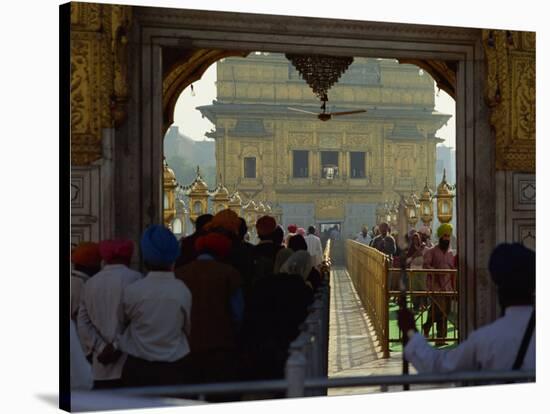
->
[[285, 54, 354, 102]]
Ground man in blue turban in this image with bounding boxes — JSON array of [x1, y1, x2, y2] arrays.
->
[[398, 243, 535, 374], [119, 225, 193, 387]]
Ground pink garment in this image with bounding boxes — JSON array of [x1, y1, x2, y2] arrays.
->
[[422, 245, 456, 291]]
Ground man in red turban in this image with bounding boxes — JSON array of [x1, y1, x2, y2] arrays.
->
[[98, 239, 134, 265], [71, 242, 102, 321], [77, 238, 143, 389]]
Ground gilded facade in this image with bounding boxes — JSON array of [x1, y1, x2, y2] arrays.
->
[[198, 54, 451, 236]]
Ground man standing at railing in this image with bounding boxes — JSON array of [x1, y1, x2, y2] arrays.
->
[[355, 225, 371, 245], [398, 242, 535, 373], [371, 222, 396, 257], [421, 223, 456, 345]]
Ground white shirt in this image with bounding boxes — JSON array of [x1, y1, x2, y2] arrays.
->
[[71, 270, 90, 320], [77, 264, 142, 381], [70, 320, 93, 390], [355, 232, 371, 245], [120, 271, 192, 362], [405, 305, 535, 373], [305, 234, 324, 267]]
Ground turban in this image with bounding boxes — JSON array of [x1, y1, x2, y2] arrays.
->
[[99, 239, 134, 264], [204, 209, 240, 235], [71, 242, 101, 268], [140, 225, 179, 266], [256, 215, 277, 237], [287, 224, 297, 234], [297, 227, 306, 237], [489, 243, 535, 292], [436, 223, 453, 238], [195, 232, 233, 258]]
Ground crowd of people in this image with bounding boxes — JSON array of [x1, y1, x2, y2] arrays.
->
[[356, 221, 458, 345], [70, 210, 328, 392], [356, 221, 535, 374]]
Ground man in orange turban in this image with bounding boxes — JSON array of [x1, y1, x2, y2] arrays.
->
[[204, 209, 241, 236], [71, 242, 102, 320]]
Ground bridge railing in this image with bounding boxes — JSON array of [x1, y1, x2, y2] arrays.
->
[[388, 267, 459, 345], [345, 240, 391, 357], [110, 370, 535, 401]]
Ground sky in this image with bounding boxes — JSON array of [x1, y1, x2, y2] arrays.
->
[[172, 59, 456, 148]]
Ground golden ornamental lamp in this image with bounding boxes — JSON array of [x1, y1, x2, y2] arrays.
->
[[187, 166, 210, 224], [243, 200, 257, 229], [163, 159, 178, 227], [435, 169, 455, 224], [228, 191, 243, 216], [419, 177, 434, 227], [212, 177, 231, 214], [405, 192, 419, 227]]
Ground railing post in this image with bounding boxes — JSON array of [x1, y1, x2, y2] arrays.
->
[[286, 349, 306, 398], [383, 255, 390, 358]]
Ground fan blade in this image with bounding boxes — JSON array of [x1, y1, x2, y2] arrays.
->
[[288, 107, 319, 115], [330, 110, 367, 116]]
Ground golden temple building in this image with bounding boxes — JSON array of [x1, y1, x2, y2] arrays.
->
[[198, 54, 451, 238]]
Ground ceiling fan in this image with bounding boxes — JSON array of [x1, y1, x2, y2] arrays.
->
[[288, 96, 367, 122]]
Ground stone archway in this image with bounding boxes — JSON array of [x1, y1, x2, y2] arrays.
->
[[114, 7, 495, 337], [162, 48, 250, 134]]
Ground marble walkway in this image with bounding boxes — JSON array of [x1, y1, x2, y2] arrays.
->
[[327, 267, 447, 396]]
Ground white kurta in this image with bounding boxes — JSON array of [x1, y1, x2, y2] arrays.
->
[[70, 320, 93, 390], [304, 234, 324, 267], [355, 233, 371, 245], [71, 270, 89, 320], [120, 271, 192, 362], [77, 264, 142, 381], [405, 305, 535, 373]]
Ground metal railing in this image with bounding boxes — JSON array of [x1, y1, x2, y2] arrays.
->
[[388, 267, 459, 345], [346, 241, 460, 353], [286, 280, 330, 397], [112, 370, 535, 401], [346, 240, 391, 357]]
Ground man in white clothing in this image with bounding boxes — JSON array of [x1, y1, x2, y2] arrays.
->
[[355, 226, 371, 245], [398, 243, 535, 374], [77, 239, 142, 389], [71, 242, 102, 321], [119, 225, 193, 387], [304, 226, 324, 268]]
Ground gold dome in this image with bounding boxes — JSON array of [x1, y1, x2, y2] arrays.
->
[[163, 159, 177, 187]]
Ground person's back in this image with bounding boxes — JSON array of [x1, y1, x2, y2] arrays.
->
[[400, 242, 536, 375], [405, 305, 534, 373], [121, 273, 191, 361], [304, 226, 323, 267], [175, 259, 241, 353], [78, 261, 142, 384]]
